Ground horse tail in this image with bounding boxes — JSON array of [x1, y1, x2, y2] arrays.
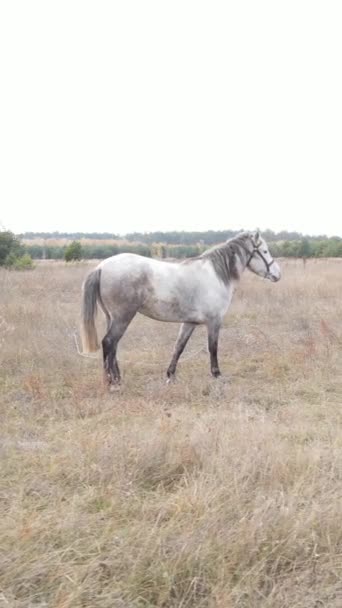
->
[[81, 267, 102, 352]]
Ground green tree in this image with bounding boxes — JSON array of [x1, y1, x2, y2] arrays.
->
[[64, 241, 83, 262], [0, 231, 21, 265], [298, 238, 311, 258]]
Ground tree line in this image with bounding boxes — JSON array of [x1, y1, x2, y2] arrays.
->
[[19, 228, 333, 245], [2, 230, 342, 267], [22, 236, 342, 260]]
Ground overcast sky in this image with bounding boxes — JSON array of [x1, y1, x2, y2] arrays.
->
[[0, 1, 341, 236]]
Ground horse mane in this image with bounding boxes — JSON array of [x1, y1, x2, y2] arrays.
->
[[199, 232, 253, 284]]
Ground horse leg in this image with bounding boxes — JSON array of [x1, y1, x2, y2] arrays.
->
[[207, 322, 221, 377], [102, 313, 136, 386], [166, 322, 196, 380], [102, 332, 120, 386]]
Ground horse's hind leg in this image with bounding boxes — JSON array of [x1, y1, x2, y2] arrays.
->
[[166, 322, 196, 381], [102, 313, 136, 386], [102, 331, 120, 386]]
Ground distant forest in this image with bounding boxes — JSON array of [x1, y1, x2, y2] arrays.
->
[[20, 229, 342, 259]]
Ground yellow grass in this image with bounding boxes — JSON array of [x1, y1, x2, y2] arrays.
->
[[0, 259, 341, 607]]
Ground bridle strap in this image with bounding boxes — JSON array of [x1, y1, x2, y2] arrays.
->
[[246, 248, 275, 274]]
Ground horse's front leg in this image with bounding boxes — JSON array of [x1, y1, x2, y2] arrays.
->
[[166, 322, 196, 381], [207, 321, 221, 378]]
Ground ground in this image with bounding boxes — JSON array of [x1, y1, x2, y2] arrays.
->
[[0, 259, 341, 607]]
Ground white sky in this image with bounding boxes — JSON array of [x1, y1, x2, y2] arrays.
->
[[0, 1, 341, 236]]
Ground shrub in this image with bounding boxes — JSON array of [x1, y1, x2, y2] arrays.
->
[[5, 252, 34, 270], [64, 241, 83, 262]]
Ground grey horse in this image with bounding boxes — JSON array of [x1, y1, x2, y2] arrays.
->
[[81, 231, 281, 386]]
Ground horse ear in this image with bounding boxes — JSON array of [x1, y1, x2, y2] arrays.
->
[[252, 229, 260, 246]]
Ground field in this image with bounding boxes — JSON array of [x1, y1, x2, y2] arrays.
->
[[1, 259, 341, 607]]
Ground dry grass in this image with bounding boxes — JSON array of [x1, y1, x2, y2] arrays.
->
[[0, 259, 342, 607]]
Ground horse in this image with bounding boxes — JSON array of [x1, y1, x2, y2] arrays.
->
[[81, 231, 281, 387]]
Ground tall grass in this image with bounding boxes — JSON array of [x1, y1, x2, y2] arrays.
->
[[0, 259, 341, 607]]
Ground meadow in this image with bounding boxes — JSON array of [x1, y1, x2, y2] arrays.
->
[[0, 259, 341, 607]]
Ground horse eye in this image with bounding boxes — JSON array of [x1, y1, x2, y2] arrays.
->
[[263, 250, 267, 254]]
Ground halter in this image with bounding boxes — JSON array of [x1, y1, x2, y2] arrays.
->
[[246, 247, 276, 274]]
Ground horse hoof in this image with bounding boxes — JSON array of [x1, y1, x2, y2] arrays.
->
[[109, 384, 121, 393], [211, 370, 221, 379]]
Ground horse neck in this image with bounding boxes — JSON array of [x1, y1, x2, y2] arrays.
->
[[221, 240, 250, 279]]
